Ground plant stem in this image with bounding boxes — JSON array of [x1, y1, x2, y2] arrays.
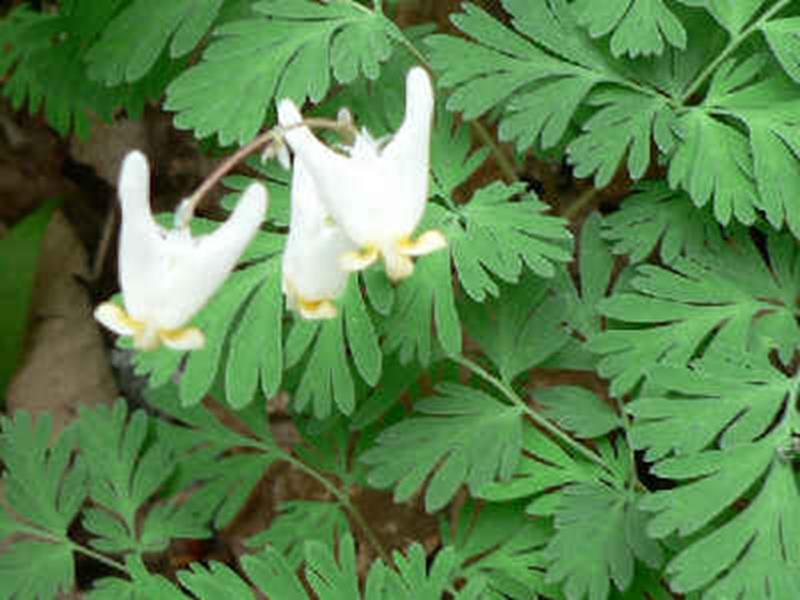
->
[[392, 26, 518, 183], [561, 186, 600, 220], [70, 541, 129, 574], [179, 118, 353, 228], [680, 0, 791, 103], [453, 354, 614, 474], [271, 447, 392, 566]]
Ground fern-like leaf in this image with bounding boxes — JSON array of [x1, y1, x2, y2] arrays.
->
[[631, 349, 800, 597], [589, 229, 800, 396], [362, 384, 523, 512], [165, 0, 396, 144]]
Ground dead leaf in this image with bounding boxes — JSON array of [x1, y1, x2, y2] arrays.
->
[[6, 210, 117, 435]]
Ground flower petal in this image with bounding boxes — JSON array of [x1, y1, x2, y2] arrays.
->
[[381, 67, 435, 232], [160, 327, 205, 351], [94, 302, 138, 336], [383, 250, 415, 282], [299, 299, 338, 320], [400, 230, 447, 257], [282, 156, 355, 309], [339, 246, 380, 272], [158, 182, 268, 330]]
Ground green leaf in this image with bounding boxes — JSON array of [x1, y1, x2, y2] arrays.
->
[[0, 540, 74, 600], [0, 412, 86, 538], [178, 561, 256, 600], [362, 384, 523, 512], [761, 16, 800, 83], [429, 106, 490, 200], [304, 534, 361, 600], [568, 89, 672, 186], [666, 108, 758, 226], [90, 555, 189, 599], [449, 501, 558, 599], [247, 501, 350, 569], [166, 0, 396, 144], [149, 384, 278, 530], [711, 73, 800, 237], [709, 0, 770, 34], [242, 546, 310, 600], [86, 0, 225, 84], [0, 199, 59, 404], [0, 4, 172, 137], [631, 349, 800, 597], [601, 181, 719, 264], [572, 0, 688, 57], [536, 386, 621, 438], [461, 273, 571, 384], [79, 399, 193, 553], [477, 422, 609, 516], [286, 276, 380, 417], [447, 182, 573, 301], [383, 228, 461, 366], [589, 229, 800, 396], [545, 483, 664, 600], [381, 544, 457, 600], [427, 1, 621, 153]]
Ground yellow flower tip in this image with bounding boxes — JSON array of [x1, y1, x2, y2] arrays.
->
[[399, 230, 447, 257], [160, 327, 205, 351], [299, 299, 338, 320], [339, 246, 380, 272], [94, 302, 138, 336], [384, 252, 415, 282]]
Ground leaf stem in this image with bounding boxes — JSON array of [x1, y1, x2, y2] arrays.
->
[[679, 0, 791, 103], [268, 446, 392, 566], [69, 541, 129, 574], [453, 355, 614, 473]]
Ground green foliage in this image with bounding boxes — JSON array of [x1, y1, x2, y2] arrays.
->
[[0, 2, 173, 137], [428, 0, 800, 232], [0, 200, 59, 405], [247, 500, 350, 568], [362, 384, 524, 512], [590, 229, 800, 396], [630, 349, 800, 597], [0, 412, 84, 599], [79, 399, 202, 554], [86, 0, 226, 85], [166, 0, 398, 144], [601, 181, 718, 263], [571, 0, 688, 58]]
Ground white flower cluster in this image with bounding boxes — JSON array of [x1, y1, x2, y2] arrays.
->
[[94, 67, 445, 350]]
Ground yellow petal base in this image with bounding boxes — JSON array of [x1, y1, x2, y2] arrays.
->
[[93, 302, 205, 351], [338, 230, 448, 282]]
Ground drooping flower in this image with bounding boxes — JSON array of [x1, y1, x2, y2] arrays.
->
[[277, 66, 447, 282], [94, 151, 268, 350], [282, 155, 356, 320]]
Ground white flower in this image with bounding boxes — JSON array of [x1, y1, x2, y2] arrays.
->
[[282, 155, 356, 320], [94, 151, 268, 350], [277, 66, 447, 282]]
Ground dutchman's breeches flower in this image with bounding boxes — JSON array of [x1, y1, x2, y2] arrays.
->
[[94, 151, 268, 351], [282, 155, 356, 320], [277, 66, 447, 282]]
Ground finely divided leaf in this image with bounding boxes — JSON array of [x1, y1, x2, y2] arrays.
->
[[247, 501, 350, 569], [761, 16, 800, 83], [86, 0, 225, 84], [589, 229, 800, 396], [285, 276, 380, 417], [631, 350, 800, 597], [601, 181, 719, 263], [166, 0, 395, 144], [426, 1, 618, 152], [362, 384, 523, 512], [447, 182, 573, 301], [545, 483, 664, 600], [572, 0, 688, 57]]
